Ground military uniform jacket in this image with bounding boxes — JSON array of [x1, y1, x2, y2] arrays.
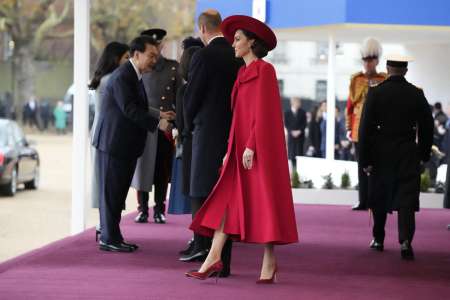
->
[[131, 56, 182, 191], [345, 71, 387, 142], [358, 75, 434, 212]]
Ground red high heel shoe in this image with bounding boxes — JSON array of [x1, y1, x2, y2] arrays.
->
[[185, 260, 223, 282], [256, 266, 278, 284]]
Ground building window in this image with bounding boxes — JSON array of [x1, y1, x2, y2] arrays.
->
[[316, 80, 327, 101], [311, 42, 342, 65]]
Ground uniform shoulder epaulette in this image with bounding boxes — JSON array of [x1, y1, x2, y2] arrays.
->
[[378, 72, 388, 79], [350, 71, 363, 80]]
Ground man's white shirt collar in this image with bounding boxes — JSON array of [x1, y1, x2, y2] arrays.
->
[[129, 58, 142, 81], [207, 35, 223, 45]]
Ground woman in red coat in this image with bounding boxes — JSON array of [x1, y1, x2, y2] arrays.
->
[[186, 15, 298, 283]]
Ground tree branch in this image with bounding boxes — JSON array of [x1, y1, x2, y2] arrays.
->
[[45, 29, 73, 39], [32, 0, 70, 51]]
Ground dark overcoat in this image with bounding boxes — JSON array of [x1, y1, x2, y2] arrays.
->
[[183, 37, 242, 197], [358, 75, 434, 212]]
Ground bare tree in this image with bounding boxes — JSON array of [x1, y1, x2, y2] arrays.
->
[[0, 0, 196, 106], [0, 0, 72, 106], [90, 0, 195, 56]]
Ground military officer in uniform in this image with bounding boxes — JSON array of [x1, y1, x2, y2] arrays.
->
[[345, 37, 387, 211], [131, 28, 182, 224], [358, 54, 434, 260]]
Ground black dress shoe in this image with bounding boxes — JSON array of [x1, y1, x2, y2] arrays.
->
[[179, 249, 208, 262], [447, 224, 450, 230], [400, 241, 414, 260], [369, 239, 384, 251], [179, 238, 194, 255], [121, 241, 139, 251], [352, 204, 368, 211], [154, 213, 166, 224], [134, 212, 149, 223], [99, 241, 134, 253]]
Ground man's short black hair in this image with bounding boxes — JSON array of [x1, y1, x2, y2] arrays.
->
[[130, 36, 158, 56]]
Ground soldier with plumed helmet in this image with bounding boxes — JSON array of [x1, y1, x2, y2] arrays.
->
[[345, 37, 387, 211]]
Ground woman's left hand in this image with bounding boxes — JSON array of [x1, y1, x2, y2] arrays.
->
[[242, 148, 255, 170]]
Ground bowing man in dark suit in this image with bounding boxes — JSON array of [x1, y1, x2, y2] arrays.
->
[[179, 10, 242, 277], [92, 36, 174, 252]]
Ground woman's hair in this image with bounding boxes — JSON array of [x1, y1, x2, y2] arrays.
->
[[179, 46, 201, 81], [240, 29, 269, 58], [179, 36, 204, 81], [88, 42, 130, 90], [182, 36, 204, 50]]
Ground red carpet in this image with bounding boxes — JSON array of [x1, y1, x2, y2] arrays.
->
[[0, 204, 449, 300]]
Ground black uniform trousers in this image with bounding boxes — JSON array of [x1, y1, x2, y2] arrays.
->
[[372, 208, 416, 244], [191, 196, 233, 271], [137, 131, 174, 216], [355, 142, 368, 208], [97, 150, 137, 244]]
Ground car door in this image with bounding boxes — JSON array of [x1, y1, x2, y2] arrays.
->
[[12, 123, 34, 181]]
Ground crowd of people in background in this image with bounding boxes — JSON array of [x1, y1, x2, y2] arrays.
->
[[0, 92, 68, 134], [284, 97, 356, 165], [283, 97, 450, 187]]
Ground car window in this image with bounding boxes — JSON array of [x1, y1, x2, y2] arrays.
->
[[12, 123, 25, 145], [7, 125, 15, 146], [0, 124, 9, 147]]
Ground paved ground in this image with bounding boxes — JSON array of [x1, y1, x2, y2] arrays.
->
[[0, 133, 142, 262]]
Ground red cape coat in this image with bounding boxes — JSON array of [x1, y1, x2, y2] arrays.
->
[[190, 59, 298, 244]]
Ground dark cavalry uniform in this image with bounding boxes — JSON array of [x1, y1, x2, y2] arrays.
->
[[358, 75, 433, 245]]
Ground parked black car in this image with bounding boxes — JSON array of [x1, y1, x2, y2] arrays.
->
[[0, 119, 39, 196]]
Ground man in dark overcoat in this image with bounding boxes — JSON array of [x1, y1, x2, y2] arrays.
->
[[358, 55, 434, 260], [284, 97, 307, 171], [180, 10, 242, 277]]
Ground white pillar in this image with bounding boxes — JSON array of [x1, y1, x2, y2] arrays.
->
[[326, 34, 336, 160], [72, 0, 90, 235]]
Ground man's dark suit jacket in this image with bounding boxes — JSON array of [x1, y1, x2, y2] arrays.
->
[[183, 37, 242, 197], [92, 61, 159, 160]]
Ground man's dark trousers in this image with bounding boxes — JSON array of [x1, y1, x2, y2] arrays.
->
[[98, 150, 137, 244]]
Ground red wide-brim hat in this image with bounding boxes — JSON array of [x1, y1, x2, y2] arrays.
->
[[220, 15, 277, 51]]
